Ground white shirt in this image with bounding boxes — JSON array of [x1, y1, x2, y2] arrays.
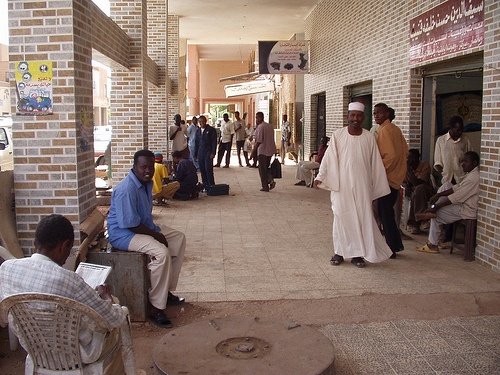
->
[[0, 253, 125, 363], [220, 120, 235, 143], [234, 119, 246, 141], [434, 132, 472, 183], [168, 124, 189, 151]]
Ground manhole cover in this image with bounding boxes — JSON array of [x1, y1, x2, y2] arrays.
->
[[153, 317, 335, 375], [216, 336, 271, 359]]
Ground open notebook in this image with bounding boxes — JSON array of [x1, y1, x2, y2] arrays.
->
[[75, 262, 112, 289]]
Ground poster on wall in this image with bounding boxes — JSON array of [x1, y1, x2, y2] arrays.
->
[[15, 61, 53, 115], [258, 41, 310, 74], [409, 0, 484, 64]]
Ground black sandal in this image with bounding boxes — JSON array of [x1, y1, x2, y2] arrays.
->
[[330, 254, 344, 266], [351, 257, 366, 268]]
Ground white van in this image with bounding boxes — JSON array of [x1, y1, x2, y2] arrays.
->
[[0, 117, 13, 171]]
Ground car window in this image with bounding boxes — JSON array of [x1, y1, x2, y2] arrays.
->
[[0, 128, 8, 145]]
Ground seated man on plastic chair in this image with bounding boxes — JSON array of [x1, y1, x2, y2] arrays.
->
[[0, 214, 130, 374], [294, 136, 329, 187], [415, 151, 479, 254]]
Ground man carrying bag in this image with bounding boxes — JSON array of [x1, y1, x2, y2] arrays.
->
[[251, 112, 277, 192]]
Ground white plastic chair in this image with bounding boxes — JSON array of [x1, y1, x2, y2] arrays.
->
[[0, 245, 19, 351], [0, 293, 136, 375]]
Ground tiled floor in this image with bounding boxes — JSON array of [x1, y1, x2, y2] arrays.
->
[[147, 155, 500, 374], [321, 316, 500, 374]]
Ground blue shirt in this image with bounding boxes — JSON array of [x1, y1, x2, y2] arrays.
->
[[187, 123, 198, 148], [107, 170, 160, 250]]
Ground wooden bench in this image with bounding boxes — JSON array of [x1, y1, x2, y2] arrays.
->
[[450, 219, 477, 262], [87, 249, 150, 321]]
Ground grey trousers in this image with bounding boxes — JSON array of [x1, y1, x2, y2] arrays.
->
[[428, 183, 462, 245]]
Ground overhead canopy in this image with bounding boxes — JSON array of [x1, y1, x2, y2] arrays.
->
[[219, 72, 261, 82]]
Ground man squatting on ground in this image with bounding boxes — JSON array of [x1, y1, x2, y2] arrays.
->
[[152, 152, 180, 205], [107, 149, 186, 328]]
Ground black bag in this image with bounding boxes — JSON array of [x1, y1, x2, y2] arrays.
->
[[270, 158, 282, 179], [207, 184, 230, 196]]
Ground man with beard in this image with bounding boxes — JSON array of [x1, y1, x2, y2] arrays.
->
[[314, 102, 392, 268]]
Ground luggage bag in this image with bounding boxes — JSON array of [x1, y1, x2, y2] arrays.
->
[[207, 184, 230, 196]]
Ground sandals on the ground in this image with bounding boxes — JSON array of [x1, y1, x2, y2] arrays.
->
[[351, 257, 366, 268], [330, 254, 344, 266]]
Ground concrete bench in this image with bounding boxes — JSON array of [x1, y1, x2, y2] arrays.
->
[[87, 249, 150, 321], [450, 219, 477, 262]]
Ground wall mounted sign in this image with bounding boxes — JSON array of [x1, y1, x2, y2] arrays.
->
[[258, 41, 310, 74], [225, 80, 275, 98], [409, 0, 484, 64], [15, 61, 53, 115]]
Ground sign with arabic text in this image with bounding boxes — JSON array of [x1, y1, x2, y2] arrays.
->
[[15, 61, 53, 115], [258, 41, 310, 74], [409, 0, 484, 64], [225, 80, 274, 98]]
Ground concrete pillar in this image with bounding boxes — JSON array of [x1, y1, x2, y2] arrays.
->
[[8, 0, 96, 253], [109, 0, 148, 182], [147, 0, 168, 156], [167, 14, 179, 148], [178, 38, 187, 120]]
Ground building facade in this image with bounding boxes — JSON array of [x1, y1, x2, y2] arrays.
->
[[302, 0, 499, 271]]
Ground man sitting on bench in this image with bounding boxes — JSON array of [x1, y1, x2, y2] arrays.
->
[[107, 149, 186, 328], [415, 151, 479, 254]]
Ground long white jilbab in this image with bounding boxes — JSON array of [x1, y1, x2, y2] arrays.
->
[[316, 127, 393, 263]]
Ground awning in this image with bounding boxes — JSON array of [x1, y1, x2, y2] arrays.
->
[[219, 71, 261, 82]]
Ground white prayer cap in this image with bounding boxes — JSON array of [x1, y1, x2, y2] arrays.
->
[[348, 102, 365, 112]]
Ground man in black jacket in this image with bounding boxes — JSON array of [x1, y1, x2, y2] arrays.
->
[[194, 115, 217, 191]]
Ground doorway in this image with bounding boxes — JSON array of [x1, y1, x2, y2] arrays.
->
[[316, 93, 326, 148], [420, 54, 483, 167], [349, 81, 373, 131]]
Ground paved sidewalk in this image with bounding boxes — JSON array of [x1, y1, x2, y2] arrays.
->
[[155, 159, 500, 303], [150, 155, 500, 374], [3, 155, 498, 375]]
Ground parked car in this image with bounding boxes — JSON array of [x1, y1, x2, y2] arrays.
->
[[0, 117, 14, 171], [94, 125, 112, 160]]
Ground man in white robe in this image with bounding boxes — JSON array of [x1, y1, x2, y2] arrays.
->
[[314, 102, 393, 267]]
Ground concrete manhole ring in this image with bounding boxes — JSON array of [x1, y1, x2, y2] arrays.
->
[[153, 316, 335, 375]]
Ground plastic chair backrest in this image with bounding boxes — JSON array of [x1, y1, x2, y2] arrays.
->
[[0, 293, 111, 374]]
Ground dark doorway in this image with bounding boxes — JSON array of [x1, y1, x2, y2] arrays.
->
[[316, 94, 326, 147]]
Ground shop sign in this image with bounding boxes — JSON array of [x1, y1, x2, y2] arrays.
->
[[225, 80, 274, 98], [258, 41, 310, 74], [409, 0, 484, 64]]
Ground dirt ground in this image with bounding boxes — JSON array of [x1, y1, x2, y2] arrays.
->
[[2, 291, 499, 374]]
